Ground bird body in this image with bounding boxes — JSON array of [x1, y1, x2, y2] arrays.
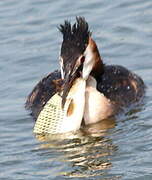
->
[[25, 17, 145, 133]]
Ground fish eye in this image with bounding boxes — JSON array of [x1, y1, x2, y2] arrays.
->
[[80, 56, 85, 64]]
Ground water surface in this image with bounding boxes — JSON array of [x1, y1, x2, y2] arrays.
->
[[0, 0, 152, 179]]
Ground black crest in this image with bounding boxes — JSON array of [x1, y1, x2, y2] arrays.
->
[[59, 17, 91, 61]]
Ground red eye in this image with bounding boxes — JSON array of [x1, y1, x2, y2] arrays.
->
[[81, 56, 85, 64]]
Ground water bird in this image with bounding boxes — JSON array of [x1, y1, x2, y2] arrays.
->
[[25, 17, 145, 131]]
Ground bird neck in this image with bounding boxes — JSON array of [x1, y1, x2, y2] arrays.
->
[[89, 38, 104, 80]]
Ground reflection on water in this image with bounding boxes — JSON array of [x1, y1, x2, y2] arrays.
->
[[34, 118, 118, 179], [33, 104, 147, 179]]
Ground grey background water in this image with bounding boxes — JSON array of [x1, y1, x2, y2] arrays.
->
[[0, 0, 152, 179]]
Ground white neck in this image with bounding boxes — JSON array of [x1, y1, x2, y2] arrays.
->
[[84, 76, 114, 125]]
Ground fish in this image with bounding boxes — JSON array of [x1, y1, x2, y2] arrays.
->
[[33, 77, 86, 134]]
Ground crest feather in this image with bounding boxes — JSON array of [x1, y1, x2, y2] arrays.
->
[[58, 17, 91, 40]]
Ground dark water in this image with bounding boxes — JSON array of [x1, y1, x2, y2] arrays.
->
[[0, 0, 152, 179]]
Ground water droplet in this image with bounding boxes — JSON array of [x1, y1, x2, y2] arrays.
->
[[127, 86, 130, 90]]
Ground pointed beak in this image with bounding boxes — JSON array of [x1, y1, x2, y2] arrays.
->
[[61, 56, 84, 107]]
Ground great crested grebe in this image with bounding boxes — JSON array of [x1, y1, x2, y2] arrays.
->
[[25, 17, 145, 125]]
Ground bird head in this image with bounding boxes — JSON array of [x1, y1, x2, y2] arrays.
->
[[59, 17, 102, 107]]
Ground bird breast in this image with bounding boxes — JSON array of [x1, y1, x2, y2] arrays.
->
[[84, 76, 114, 125]]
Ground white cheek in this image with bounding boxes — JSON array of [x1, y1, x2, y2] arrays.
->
[[60, 57, 64, 79], [82, 46, 94, 80]]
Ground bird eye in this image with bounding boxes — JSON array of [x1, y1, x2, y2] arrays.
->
[[80, 56, 85, 64]]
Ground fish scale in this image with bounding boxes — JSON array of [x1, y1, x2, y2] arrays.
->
[[33, 94, 68, 134]]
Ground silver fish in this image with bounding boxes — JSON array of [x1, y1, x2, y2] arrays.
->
[[33, 77, 86, 134]]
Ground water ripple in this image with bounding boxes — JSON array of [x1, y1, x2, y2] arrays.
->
[[0, 0, 152, 179]]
